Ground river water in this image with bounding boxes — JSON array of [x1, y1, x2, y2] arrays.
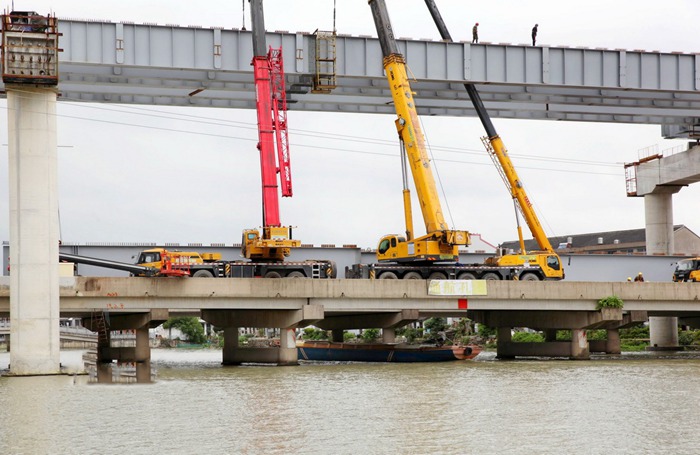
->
[[1, 349, 699, 454]]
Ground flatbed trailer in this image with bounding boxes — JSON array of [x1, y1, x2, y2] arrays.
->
[[60, 252, 336, 279], [346, 262, 554, 281]]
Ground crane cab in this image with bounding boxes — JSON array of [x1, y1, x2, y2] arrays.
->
[[376, 234, 462, 263], [493, 252, 563, 280]]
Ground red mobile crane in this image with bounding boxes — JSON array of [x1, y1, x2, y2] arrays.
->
[[241, 0, 335, 277]]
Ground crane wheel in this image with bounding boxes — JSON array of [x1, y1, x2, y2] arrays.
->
[[286, 271, 305, 278], [519, 272, 541, 281], [457, 272, 477, 280], [403, 272, 422, 280], [481, 272, 500, 281], [378, 271, 398, 279], [192, 270, 214, 278], [264, 271, 282, 278], [428, 272, 447, 280]]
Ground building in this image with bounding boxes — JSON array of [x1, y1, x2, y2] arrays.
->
[[500, 225, 700, 256]]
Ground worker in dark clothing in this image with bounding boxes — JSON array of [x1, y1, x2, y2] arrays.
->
[[472, 22, 479, 44], [531, 23, 538, 46], [634, 272, 645, 282]]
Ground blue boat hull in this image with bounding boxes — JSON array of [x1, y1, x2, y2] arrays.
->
[[297, 343, 475, 362]]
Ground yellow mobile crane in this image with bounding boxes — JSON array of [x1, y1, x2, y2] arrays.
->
[[423, 0, 563, 280], [365, 0, 469, 275], [347, 0, 561, 280]]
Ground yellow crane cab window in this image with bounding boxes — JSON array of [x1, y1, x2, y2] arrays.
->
[[547, 255, 560, 271], [138, 252, 160, 264], [378, 238, 391, 254]]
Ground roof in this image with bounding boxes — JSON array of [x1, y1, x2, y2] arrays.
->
[[500, 225, 687, 251]]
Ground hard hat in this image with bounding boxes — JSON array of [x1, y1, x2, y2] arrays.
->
[[627, 277, 632, 281], [638, 272, 643, 275]]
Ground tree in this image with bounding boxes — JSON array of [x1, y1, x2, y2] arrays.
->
[[162, 317, 206, 344]]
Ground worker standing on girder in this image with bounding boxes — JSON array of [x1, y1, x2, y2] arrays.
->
[[472, 22, 479, 44], [532, 23, 538, 46]]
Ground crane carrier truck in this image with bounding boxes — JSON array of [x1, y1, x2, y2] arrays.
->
[[60, 246, 335, 278], [421, 0, 563, 281], [347, 0, 561, 281]]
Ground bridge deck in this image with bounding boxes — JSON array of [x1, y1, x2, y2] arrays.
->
[[1, 19, 697, 129], [1, 277, 698, 319]]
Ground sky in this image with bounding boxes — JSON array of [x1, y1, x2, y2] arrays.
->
[[1, 0, 700, 250]]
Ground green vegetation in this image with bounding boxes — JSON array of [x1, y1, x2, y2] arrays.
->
[[301, 327, 329, 340], [511, 331, 544, 343], [163, 316, 206, 344], [361, 328, 380, 342], [596, 295, 624, 310]]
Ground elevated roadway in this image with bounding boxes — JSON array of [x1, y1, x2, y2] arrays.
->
[[4, 19, 700, 134], [2, 276, 699, 364], [2, 276, 700, 333]]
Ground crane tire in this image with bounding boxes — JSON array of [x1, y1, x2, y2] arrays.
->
[[378, 271, 398, 279], [403, 272, 423, 280], [192, 270, 214, 278], [286, 271, 305, 278], [519, 272, 541, 281], [264, 271, 283, 278], [428, 272, 448, 280], [457, 272, 477, 280], [481, 272, 500, 281]]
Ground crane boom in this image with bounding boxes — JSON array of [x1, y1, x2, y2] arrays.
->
[[244, 0, 300, 262], [423, 0, 552, 253], [422, 0, 562, 279], [368, 0, 469, 264]]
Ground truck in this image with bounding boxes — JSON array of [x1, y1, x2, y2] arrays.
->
[[422, 0, 563, 281], [425, 0, 565, 280], [235, 0, 335, 278], [60, 247, 336, 279], [348, 1, 562, 281], [672, 258, 700, 282]]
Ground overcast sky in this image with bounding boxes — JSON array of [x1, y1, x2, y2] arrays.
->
[[2, 0, 699, 250]]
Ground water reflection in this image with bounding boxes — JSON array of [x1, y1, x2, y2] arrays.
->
[[1, 350, 700, 453]]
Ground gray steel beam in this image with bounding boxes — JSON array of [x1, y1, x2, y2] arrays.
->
[[1, 19, 699, 132]]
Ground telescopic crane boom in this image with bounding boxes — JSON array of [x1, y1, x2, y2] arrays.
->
[[368, 0, 469, 264], [422, 0, 563, 280], [243, 0, 300, 262]]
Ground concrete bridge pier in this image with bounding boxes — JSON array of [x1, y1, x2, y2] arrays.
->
[[7, 87, 61, 376], [471, 308, 624, 360], [570, 329, 590, 360], [605, 329, 621, 354], [644, 192, 681, 350], [83, 311, 167, 383], [331, 329, 344, 342], [382, 328, 396, 343], [203, 306, 323, 366]]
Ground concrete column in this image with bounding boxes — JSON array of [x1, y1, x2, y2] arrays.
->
[[606, 329, 621, 354], [570, 329, 590, 360], [278, 328, 298, 366], [648, 316, 679, 350], [331, 329, 344, 342], [135, 326, 151, 383], [496, 327, 514, 359], [644, 192, 675, 254], [544, 329, 557, 342], [222, 327, 241, 365], [8, 88, 60, 375], [382, 328, 396, 343], [644, 191, 679, 349]]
